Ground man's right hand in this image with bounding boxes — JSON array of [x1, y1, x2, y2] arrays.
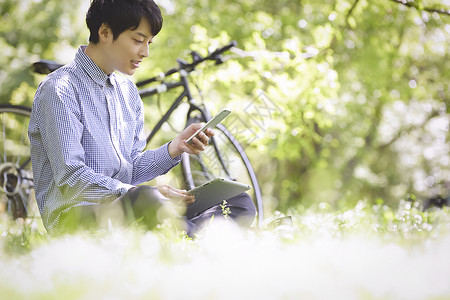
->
[[168, 123, 214, 158]]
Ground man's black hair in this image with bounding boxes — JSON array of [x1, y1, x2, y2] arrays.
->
[[86, 0, 163, 43]]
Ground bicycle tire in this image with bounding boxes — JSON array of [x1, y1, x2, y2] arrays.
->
[[181, 120, 263, 226], [0, 104, 34, 219]]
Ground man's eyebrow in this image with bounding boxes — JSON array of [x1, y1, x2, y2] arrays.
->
[[136, 32, 152, 41]]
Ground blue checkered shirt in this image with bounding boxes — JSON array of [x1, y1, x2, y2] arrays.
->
[[28, 46, 180, 230]]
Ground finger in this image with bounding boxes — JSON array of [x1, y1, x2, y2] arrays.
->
[[196, 131, 210, 145], [204, 128, 215, 138], [170, 192, 194, 206], [156, 185, 169, 197], [179, 140, 193, 154], [154, 187, 170, 201], [165, 185, 180, 193], [167, 185, 189, 195], [189, 123, 204, 131], [182, 139, 210, 155], [192, 136, 207, 149], [178, 189, 190, 195], [166, 188, 183, 197], [183, 195, 195, 205], [185, 123, 203, 139], [183, 139, 205, 154]]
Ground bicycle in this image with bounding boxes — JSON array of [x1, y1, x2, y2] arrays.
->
[[0, 41, 264, 226], [0, 104, 34, 220]]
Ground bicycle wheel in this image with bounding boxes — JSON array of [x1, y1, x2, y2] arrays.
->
[[181, 118, 263, 226], [0, 104, 34, 219]]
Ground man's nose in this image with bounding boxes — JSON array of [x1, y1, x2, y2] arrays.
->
[[140, 44, 149, 58]]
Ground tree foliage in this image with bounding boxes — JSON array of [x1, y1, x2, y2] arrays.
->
[[1, 0, 449, 213], [0, 0, 87, 105]]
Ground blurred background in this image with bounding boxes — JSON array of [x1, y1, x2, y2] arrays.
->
[[1, 0, 449, 214]]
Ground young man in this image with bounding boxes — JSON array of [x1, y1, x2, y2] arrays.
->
[[28, 0, 256, 235]]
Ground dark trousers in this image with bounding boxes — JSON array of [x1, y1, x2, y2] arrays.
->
[[60, 185, 257, 236]]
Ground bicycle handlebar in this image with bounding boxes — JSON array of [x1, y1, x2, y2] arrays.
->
[[139, 80, 184, 97], [136, 41, 237, 87]]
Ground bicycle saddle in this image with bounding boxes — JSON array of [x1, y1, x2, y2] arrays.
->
[[32, 59, 64, 74]]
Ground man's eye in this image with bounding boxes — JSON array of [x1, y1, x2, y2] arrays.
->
[[135, 39, 143, 44]]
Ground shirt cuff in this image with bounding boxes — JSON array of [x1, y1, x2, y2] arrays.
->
[[116, 182, 135, 196], [155, 142, 181, 171]]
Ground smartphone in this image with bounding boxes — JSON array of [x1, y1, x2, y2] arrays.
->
[[186, 109, 231, 144]]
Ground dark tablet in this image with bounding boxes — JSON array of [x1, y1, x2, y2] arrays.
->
[[185, 177, 251, 219]]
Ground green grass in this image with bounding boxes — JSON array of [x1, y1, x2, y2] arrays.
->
[[0, 200, 449, 300]]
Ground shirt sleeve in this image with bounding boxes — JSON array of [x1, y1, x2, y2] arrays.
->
[[129, 98, 181, 185], [35, 79, 134, 203]]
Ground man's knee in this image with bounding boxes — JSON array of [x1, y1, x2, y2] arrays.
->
[[126, 185, 165, 205], [121, 185, 177, 228], [58, 205, 98, 234], [226, 193, 257, 227], [56, 186, 174, 233]]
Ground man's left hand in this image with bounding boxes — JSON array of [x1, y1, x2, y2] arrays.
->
[[156, 185, 195, 206]]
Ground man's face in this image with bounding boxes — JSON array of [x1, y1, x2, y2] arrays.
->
[[105, 17, 153, 75]]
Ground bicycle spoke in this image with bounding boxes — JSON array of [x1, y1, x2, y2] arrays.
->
[[20, 158, 32, 170], [16, 121, 27, 166], [2, 114, 6, 164]]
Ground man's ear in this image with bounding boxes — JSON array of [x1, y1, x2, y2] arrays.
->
[[98, 23, 112, 43]]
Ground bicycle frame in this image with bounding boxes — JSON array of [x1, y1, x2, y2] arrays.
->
[[139, 72, 205, 144], [136, 41, 237, 144], [138, 69, 233, 185]]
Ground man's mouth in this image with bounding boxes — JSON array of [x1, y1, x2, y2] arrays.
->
[[131, 60, 141, 68]]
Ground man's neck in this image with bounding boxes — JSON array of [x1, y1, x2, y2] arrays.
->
[[84, 43, 112, 75]]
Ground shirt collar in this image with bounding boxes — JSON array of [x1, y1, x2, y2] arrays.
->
[[76, 45, 115, 87]]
